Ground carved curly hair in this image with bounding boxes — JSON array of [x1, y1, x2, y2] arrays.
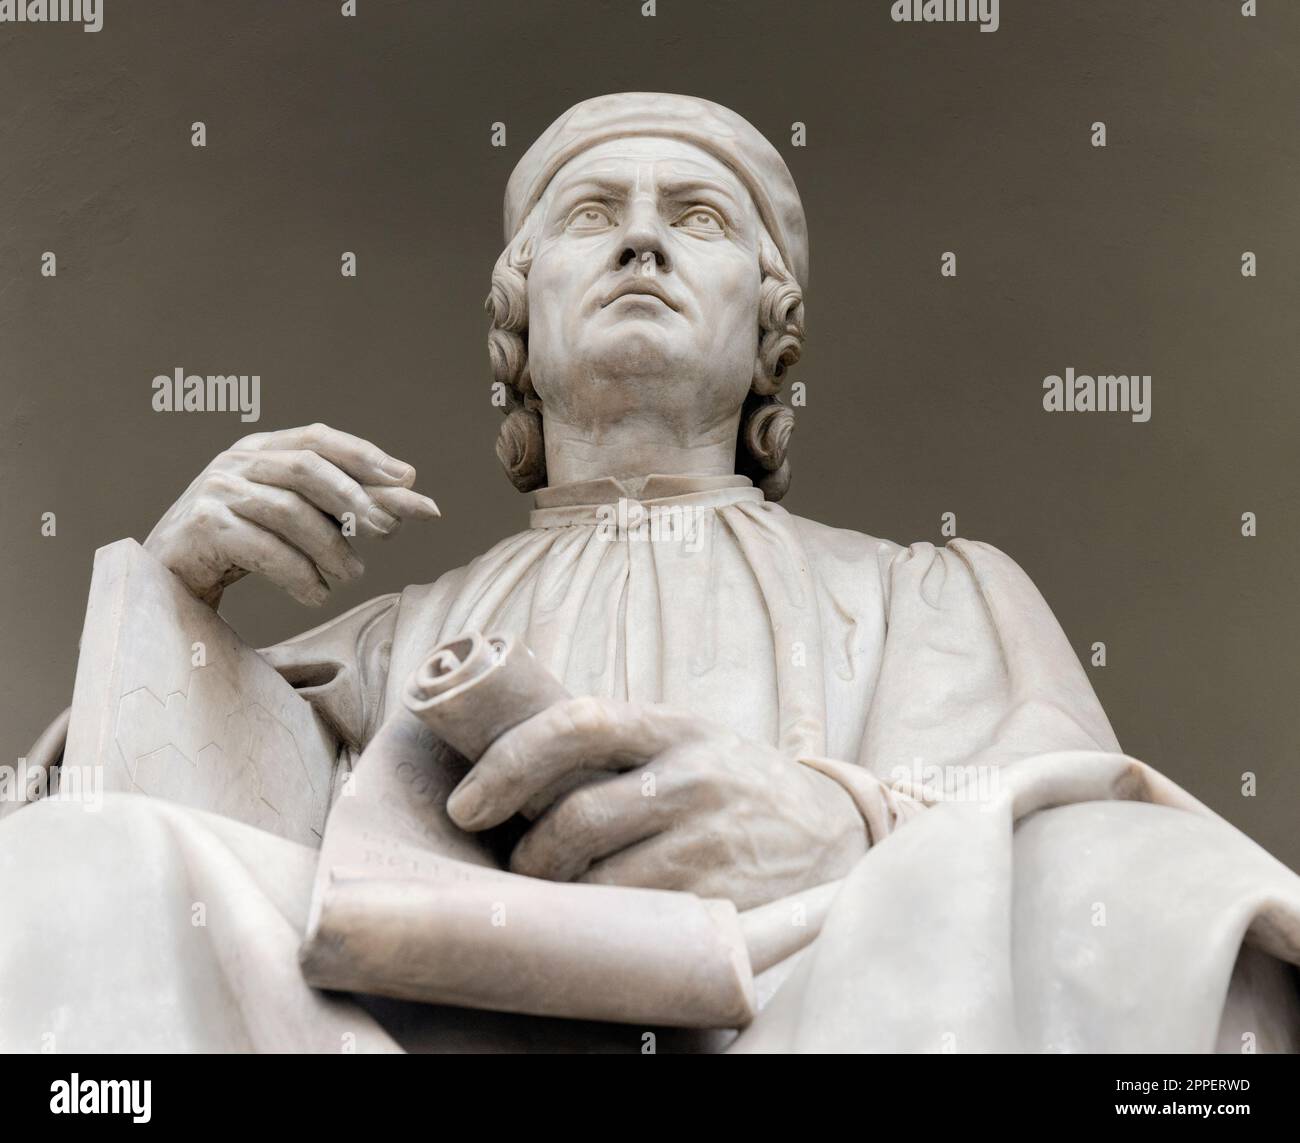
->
[[485, 207, 805, 500]]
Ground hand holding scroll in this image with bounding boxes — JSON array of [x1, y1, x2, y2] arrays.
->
[[446, 696, 869, 911]]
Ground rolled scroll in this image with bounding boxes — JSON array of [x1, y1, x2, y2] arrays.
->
[[401, 631, 603, 820], [299, 630, 758, 1029], [402, 631, 565, 762]]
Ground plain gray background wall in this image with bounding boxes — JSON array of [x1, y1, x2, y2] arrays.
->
[[1, 0, 1297, 866]]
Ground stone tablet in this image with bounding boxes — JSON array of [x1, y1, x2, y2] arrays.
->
[[64, 539, 338, 846]]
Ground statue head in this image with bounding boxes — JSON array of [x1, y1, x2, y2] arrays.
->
[[486, 93, 807, 499]]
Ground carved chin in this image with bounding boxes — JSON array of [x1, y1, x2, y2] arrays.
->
[[578, 324, 685, 378]]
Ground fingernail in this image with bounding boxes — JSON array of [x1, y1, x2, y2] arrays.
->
[[342, 552, 365, 577], [368, 506, 399, 533], [448, 779, 480, 824], [422, 496, 441, 518], [383, 460, 414, 483]]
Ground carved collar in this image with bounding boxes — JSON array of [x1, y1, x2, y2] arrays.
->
[[533, 473, 753, 509], [529, 473, 761, 528]]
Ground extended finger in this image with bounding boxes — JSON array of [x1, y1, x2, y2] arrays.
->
[[230, 449, 398, 536], [215, 511, 330, 606], [218, 474, 364, 583], [446, 696, 700, 831], [509, 768, 671, 882], [366, 483, 441, 520], [239, 423, 417, 487]]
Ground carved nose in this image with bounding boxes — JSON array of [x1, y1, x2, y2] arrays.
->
[[617, 245, 666, 271], [615, 206, 670, 273]]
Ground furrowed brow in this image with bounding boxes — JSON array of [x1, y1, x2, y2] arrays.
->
[[656, 177, 743, 210], [550, 176, 632, 208]]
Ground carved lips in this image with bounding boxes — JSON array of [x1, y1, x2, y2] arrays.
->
[[600, 277, 680, 312]]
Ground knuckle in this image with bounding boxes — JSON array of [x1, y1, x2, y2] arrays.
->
[[187, 498, 222, 530], [202, 470, 239, 497], [555, 789, 608, 847], [253, 487, 293, 522], [477, 737, 522, 791], [561, 695, 615, 738], [289, 450, 323, 480], [497, 736, 529, 782], [344, 480, 370, 508], [221, 448, 260, 472]]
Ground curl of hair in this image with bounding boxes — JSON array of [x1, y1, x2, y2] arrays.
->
[[735, 392, 794, 500], [495, 403, 547, 492], [485, 227, 535, 399], [752, 234, 806, 399], [486, 216, 805, 499]]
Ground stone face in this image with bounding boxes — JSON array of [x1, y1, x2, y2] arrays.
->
[[63, 538, 337, 847]]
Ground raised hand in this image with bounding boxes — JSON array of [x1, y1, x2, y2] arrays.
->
[[143, 423, 439, 608]]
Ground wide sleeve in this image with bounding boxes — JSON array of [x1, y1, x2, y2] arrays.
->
[[258, 593, 400, 753], [857, 538, 1119, 784]]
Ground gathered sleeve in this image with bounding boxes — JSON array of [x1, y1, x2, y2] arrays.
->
[[258, 593, 401, 754], [857, 538, 1119, 784]]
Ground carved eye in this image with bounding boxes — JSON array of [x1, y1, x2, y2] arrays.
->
[[566, 203, 614, 232], [673, 206, 724, 234]]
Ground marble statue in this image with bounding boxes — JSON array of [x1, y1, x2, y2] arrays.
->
[[3, 92, 1299, 1053]]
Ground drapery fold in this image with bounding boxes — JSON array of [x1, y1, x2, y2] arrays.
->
[[3, 483, 1297, 1051]]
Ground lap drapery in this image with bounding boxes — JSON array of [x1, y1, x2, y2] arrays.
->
[[2, 752, 1298, 1054]]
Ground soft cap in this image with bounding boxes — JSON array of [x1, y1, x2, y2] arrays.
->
[[504, 92, 809, 287]]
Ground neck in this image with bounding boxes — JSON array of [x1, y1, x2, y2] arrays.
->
[[542, 408, 741, 488]]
